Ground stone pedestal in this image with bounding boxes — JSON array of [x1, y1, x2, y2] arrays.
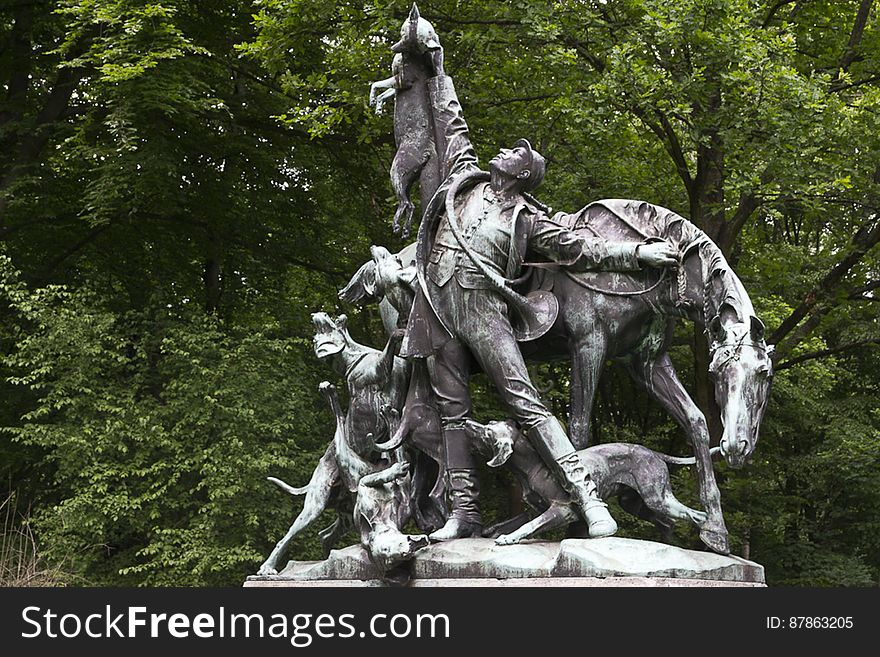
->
[[244, 537, 765, 587]]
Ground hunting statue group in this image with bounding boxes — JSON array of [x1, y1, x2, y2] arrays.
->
[[257, 6, 774, 581]]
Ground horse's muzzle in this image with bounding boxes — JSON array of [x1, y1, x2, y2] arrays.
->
[[720, 437, 751, 469]]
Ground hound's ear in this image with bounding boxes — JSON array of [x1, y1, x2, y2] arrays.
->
[[750, 316, 766, 342], [766, 344, 776, 357], [336, 314, 348, 330], [399, 265, 417, 288], [339, 260, 377, 304], [409, 3, 420, 22], [708, 314, 727, 343]]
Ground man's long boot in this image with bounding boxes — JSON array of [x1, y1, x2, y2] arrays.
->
[[528, 416, 617, 538], [429, 428, 482, 541]]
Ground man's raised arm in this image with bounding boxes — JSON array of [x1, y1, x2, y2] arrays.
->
[[426, 63, 480, 181]]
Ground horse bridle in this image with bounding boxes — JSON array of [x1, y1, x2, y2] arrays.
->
[[709, 331, 771, 374]]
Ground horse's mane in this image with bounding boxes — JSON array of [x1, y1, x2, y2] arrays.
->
[[557, 199, 755, 322]]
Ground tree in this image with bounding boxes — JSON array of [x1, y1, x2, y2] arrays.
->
[[0, 0, 876, 586]]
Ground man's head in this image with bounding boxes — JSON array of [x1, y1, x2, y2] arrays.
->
[[488, 138, 546, 193]]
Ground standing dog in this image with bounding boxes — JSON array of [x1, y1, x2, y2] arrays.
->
[[257, 313, 408, 575], [340, 246, 448, 531], [465, 419, 712, 545]]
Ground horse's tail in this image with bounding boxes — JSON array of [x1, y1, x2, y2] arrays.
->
[[657, 446, 722, 467], [268, 476, 310, 496]]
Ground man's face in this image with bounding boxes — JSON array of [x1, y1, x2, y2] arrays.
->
[[489, 145, 530, 181]]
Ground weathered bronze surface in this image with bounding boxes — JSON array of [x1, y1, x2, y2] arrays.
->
[[258, 4, 772, 577]]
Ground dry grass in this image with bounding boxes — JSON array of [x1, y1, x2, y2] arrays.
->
[[0, 491, 68, 587]]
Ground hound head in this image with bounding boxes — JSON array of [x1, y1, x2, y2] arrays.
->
[[463, 419, 518, 468], [311, 312, 351, 359], [369, 529, 429, 573]]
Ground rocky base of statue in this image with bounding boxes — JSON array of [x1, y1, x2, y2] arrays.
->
[[244, 537, 764, 587]]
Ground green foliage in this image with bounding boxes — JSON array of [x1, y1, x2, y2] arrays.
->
[[2, 255, 333, 585], [0, 0, 877, 586]]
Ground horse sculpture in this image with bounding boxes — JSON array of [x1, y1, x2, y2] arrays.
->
[[349, 199, 774, 555]]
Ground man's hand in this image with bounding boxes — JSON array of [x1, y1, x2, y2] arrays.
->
[[636, 241, 678, 268]]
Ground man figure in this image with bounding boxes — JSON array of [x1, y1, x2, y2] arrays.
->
[[400, 56, 678, 542]]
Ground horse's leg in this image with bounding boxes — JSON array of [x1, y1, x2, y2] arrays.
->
[[624, 352, 730, 554], [569, 337, 606, 450]]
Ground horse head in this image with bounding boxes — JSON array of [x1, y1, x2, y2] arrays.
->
[[707, 310, 774, 469]]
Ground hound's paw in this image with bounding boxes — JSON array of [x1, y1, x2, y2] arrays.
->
[[257, 563, 278, 576], [388, 461, 410, 479], [494, 533, 521, 546]]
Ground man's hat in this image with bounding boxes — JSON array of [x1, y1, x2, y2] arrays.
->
[[512, 138, 546, 192]]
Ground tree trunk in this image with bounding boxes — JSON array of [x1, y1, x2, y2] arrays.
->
[[689, 87, 727, 443], [204, 233, 223, 314]]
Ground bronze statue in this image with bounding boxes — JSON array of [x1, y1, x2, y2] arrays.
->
[[366, 9, 772, 555], [385, 17, 678, 543], [257, 6, 774, 577]]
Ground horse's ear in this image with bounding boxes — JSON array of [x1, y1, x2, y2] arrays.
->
[[750, 316, 766, 342], [709, 314, 727, 343]]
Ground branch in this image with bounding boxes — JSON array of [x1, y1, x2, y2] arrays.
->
[[629, 105, 694, 195], [761, 1, 799, 28], [727, 191, 762, 244], [839, 0, 874, 73], [483, 91, 574, 109], [769, 215, 880, 346], [848, 280, 880, 299], [831, 74, 880, 93], [422, 13, 522, 27], [775, 338, 880, 370], [32, 223, 112, 282]]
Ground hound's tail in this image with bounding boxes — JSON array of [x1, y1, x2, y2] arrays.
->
[[268, 476, 310, 496], [657, 446, 722, 467]]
